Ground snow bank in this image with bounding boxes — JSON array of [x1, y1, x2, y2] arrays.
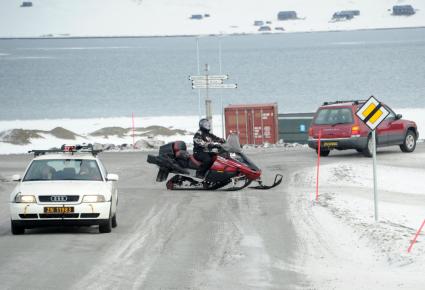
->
[[0, 0, 424, 38], [289, 151, 425, 289], [0, 115, 223, 154]]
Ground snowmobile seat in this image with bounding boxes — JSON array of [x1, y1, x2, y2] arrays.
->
[[173, 141, 201, 170]]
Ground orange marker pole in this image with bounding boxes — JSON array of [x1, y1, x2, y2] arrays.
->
[[408, 219, 425, 253], [315, 130, 322, 201], [132, 112, 135, 148]]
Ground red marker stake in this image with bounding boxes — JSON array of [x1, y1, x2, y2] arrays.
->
[[132, 112, 135, 148], [408, 219, 425, 253], [315, 130, 321, 202]]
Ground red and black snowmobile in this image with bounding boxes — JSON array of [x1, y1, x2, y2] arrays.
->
[[147, 134, 282, 191]]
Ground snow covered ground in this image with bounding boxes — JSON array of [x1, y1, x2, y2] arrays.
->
[[0, 0, 424, 38], [289, 148, 425, 289], [0, 117, 424, 288]]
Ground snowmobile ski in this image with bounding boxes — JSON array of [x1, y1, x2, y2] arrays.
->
[[250, 174, 283, 190]]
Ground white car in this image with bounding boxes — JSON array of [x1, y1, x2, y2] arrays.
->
[[9, 146, 119, 234]]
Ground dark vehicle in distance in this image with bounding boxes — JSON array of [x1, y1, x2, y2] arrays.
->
[[20, 1, 33, 7], [332, 10, 360, 21], [190, 14, 203, 20], [277, 11, 298, 20], [258, 26, 272, 32], [392, 5, 415, 16], [308, 100, 419, 157]]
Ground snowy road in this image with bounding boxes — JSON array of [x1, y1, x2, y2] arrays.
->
[[0, 144, 424, 289]]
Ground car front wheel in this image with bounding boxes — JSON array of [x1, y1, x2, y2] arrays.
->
[[112, 213, 117, 228], [99, 210, 113, 233], [11, 220, 25, 235], [400, 130, 416, 153]]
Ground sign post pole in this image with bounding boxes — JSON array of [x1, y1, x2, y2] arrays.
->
[[356, 96, 389, 222], [372, 129, 378, 221], [204, 64, 212, 126], [196, 37, 201, 119], [189, 71, 237, 135]]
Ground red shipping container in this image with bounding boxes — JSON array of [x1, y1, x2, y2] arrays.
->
[[224, 103, 279, 145]]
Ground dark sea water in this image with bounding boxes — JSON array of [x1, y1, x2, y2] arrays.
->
[[0, 28, 424, 120]]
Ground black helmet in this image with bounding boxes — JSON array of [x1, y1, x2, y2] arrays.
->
[[199, 118, 211, 131]]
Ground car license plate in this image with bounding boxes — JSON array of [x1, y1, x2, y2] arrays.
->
[[323, 142, 338, 147], [44, 207, 74, 214]]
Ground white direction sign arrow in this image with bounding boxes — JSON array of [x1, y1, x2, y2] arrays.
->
[[189, 75, 229, 81], [192, 79, 224, 85], [192, 84, 237, 89]]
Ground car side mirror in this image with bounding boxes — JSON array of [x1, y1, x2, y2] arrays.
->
[[395, 114, 402, 120], [106, 173, 119, 181], [12, 174, 21, 182]]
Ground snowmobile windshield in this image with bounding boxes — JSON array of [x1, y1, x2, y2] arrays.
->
[[238, 152, 260, 171], [221, 133, 260, 172], [223, 133, 242, 153]]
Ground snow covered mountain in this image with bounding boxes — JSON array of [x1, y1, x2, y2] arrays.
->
[[0, 0, 424, 37]]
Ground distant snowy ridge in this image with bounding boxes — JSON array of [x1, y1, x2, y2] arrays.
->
[[0, 0, 424, 37]]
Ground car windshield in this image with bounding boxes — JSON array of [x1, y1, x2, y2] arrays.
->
[[23, 159, 103, 181], [314, 108, 354, 125]]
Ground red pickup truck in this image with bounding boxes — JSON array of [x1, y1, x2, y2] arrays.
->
[[308, 100, 419, 157]]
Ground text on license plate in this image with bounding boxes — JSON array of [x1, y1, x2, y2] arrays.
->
[[323, 142, 338, 147], [44, 207, 74, 214]]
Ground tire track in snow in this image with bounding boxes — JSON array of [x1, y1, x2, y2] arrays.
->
[[195, 191, 272, 289], [74, 199, 182, 289]]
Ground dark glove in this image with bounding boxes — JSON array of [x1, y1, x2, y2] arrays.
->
[[208, 143, 222, 150], [214, 143, 223, 150]]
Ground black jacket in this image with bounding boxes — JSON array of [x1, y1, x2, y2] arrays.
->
[[193, 129, 224, 153]]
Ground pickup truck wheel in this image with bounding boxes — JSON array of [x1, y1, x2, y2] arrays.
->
[[363, 135, 374, 157], [11, 220, 25, 235], [316, 149, 330, 156], [400, 130, 416, 153]]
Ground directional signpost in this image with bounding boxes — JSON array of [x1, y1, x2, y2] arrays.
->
[[191, 79, 224, 86], [356, 96, 389, 221], [189, 75, 228, 81], [189, 64, 237, 133], [192, 84, 237, 89]]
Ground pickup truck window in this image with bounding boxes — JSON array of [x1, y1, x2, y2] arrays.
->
[[314, 108, 354, 125]]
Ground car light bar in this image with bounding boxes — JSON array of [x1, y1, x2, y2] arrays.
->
[[63, 145, 76, 152], [28, 144, 102, 157]]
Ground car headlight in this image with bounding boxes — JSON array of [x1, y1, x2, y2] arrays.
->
[[82, 195, 106, 203], [15, 194, 36, 203]]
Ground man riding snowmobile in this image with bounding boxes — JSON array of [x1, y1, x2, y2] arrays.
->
[[146, 127, 283, 191], [193, 118, 225, 178]]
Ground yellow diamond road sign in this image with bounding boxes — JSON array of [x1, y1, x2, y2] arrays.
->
[[356, 96, 389, 131]]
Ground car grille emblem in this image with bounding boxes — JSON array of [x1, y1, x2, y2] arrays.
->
[[50, 196, 68, 202]]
